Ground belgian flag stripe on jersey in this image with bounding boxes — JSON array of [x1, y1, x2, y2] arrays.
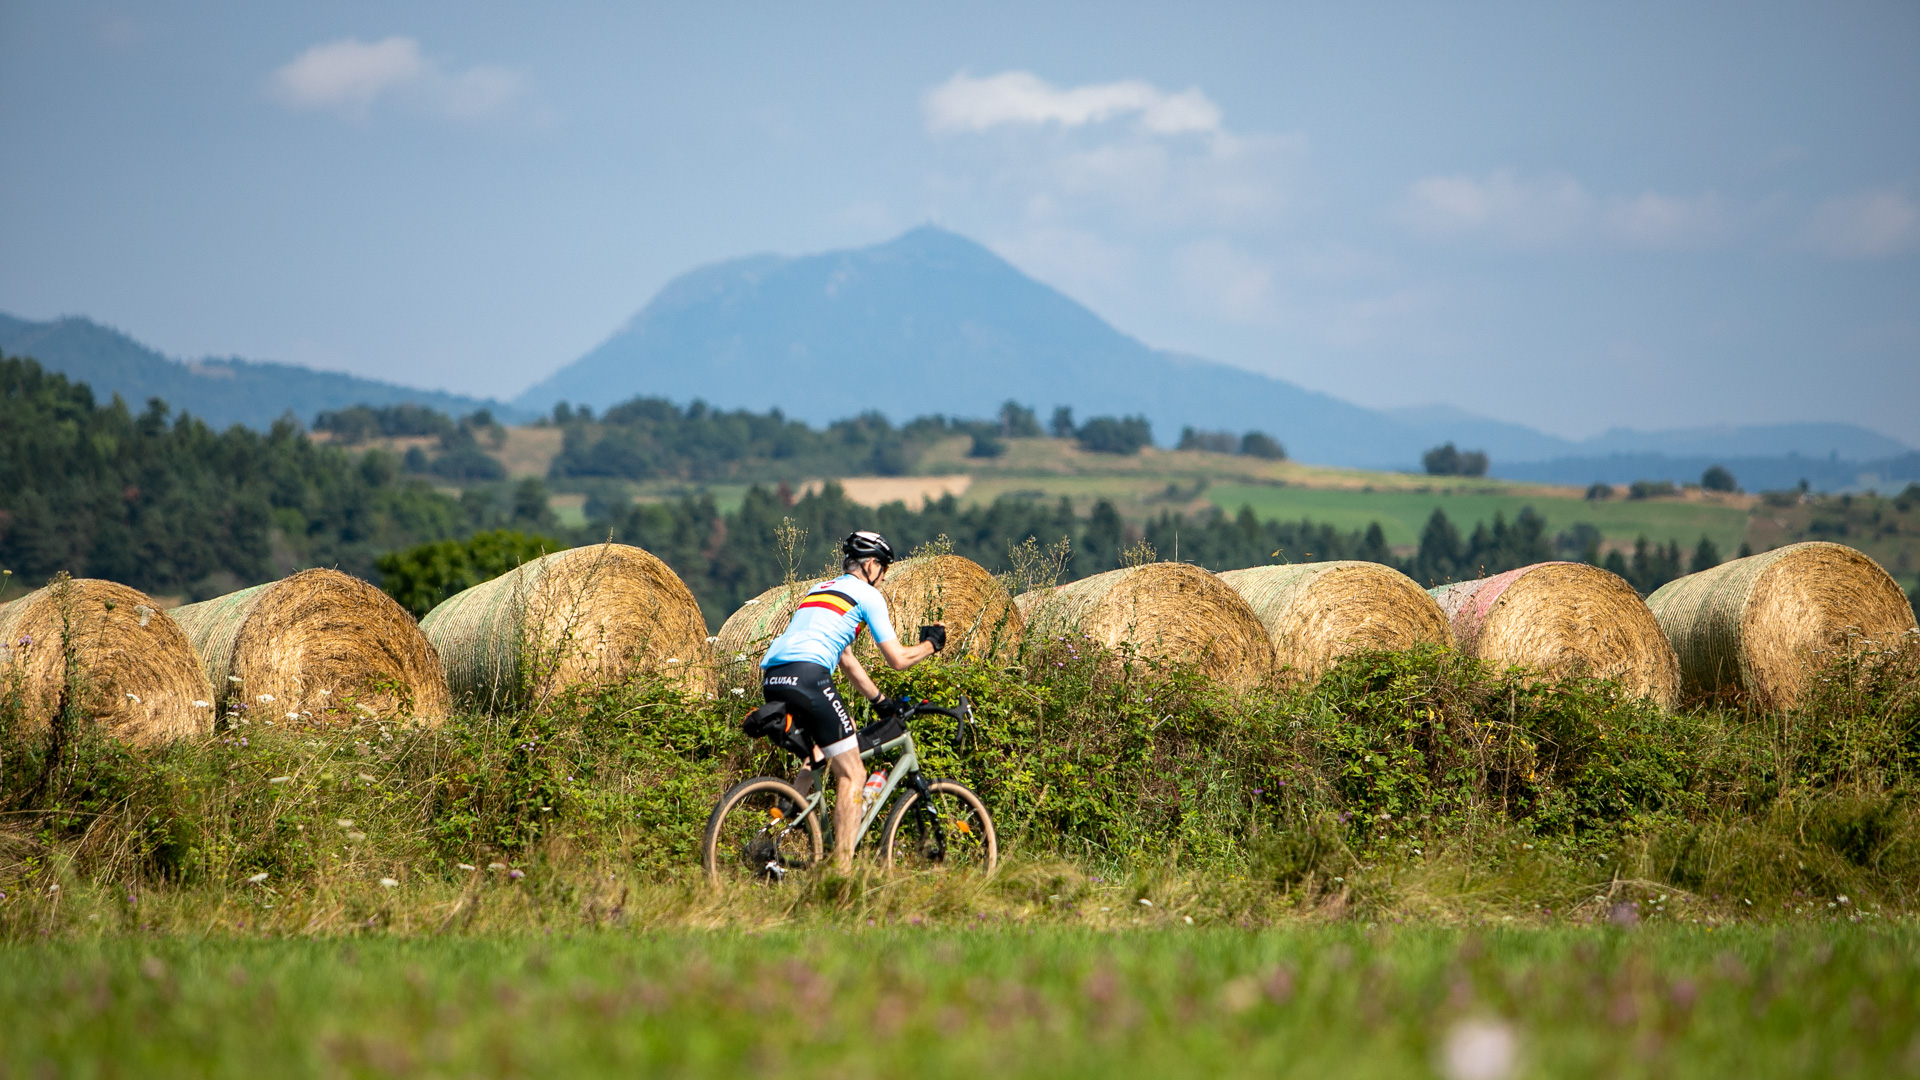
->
[[796, 590, 858, 616]]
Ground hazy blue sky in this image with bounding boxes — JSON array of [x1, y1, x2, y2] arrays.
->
[[2, 2, 1915, 442]]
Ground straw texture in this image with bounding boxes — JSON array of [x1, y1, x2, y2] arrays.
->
[[168, 569, 450, 726], [1646, 541, 1918, 709], [0, 578, 213, 743], [420, 543, 713, 707], [1219, 561, 1452, 683], [1017, 563, 1275, 691], [712, 555, 1023, 684], [1430, 562, 1679, 707]]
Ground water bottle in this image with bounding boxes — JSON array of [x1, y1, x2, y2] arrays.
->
[[862, 770, 886, 808]]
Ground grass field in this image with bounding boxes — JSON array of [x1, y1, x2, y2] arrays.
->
[[1203, 483, 1753, 554], [4, 925, 1913, 1078]]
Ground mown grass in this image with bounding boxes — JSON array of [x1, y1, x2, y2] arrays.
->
[[3, 924, 1915, 1079]]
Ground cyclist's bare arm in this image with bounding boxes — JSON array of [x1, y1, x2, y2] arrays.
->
[[837, 634, 936, 701]]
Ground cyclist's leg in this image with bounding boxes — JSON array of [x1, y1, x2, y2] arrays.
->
[[763, 663, 862, 870]]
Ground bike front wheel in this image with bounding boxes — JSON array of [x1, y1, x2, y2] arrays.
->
[[880, 780, 998, 874], [702, 777, 823, 887]]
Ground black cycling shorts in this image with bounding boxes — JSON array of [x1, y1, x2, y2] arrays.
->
[[761, 661, 859, 759]]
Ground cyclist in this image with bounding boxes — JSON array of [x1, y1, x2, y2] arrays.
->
[[760, 531, 945, 872]]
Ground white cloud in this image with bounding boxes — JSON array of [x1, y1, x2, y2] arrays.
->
[[1802, 189, 1919, 259], [925, 71, 1221, 135], [1397, 170, 1732, 250], [270, 37, 524, 122]]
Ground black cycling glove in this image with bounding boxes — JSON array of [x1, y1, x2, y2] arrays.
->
[[919, 624, 947, 653], [872, 695, 909, 720]]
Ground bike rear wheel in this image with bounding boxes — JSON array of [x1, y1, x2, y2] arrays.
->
[[880, 780, 998, 874], [702, 777, 823, 887]]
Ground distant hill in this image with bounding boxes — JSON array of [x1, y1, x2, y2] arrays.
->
[[0, 312, 514, 431], [518, 227, 1910, 473]]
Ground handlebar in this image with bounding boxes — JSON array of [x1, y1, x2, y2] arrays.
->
[[903, 695, 973, 749]]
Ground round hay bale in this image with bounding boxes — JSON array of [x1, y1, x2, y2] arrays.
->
[[167, 569, 450, 726], [1017, 563, 1274, 691], [420, 543, 713, 707], [1645, 541, 1918, 709], [1428, 562, 1678, 706], [0, 578, 213, 744], [1218, 561, 1452, 682], [712, 555, 1024, 683]]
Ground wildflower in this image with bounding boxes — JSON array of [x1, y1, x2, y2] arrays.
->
[[267, 776, 291, 785], [257, 694, 274, 703], [193, 700, 210, 709], [458, 863, 476, 871], [246, 872, 268, 884], [730, 687, 745, 696], [665, 657, 682, 664], [345, 832, 367, 842], [318, 689, 330, 696], [19, 635, 30, 646], [1183, 915, 1194, 925], [1138, 898, 1153, 907], [1440, 1019, 1517, 1080], [379, 878, 398, 888], [286, 712, 299, 721], [508, 869, 525, 880], [1838, 895, 1850, 905]]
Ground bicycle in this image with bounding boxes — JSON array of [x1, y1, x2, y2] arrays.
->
[[701, 695, 998, 885]]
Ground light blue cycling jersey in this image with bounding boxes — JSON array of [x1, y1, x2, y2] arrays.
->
[[760, 574, 898, 669]]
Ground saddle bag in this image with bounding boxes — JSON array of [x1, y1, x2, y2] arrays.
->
[[742, 701, 814, 760]]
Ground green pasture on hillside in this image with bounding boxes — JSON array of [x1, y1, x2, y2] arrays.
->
[[1205, 484, 1752, 553], [4, 926, 1911, 1078]]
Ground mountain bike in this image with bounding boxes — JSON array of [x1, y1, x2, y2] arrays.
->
[[701, 695, 998, 885]]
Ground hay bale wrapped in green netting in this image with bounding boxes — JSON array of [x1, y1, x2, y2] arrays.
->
[[1429, 562, 1678, 707], [1646, 541, 1918, 709], [1016, 563, 1274, 691], [1218, 561, 1452, 683], [420, 543, 714, 708], [712, 554, 1023, 684], [0, 578, 214, 743], [167, 568, 450, 726]]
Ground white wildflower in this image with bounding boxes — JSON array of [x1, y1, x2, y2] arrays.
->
[[267, 776, 291, 785], [193, 700, 211, 709], [318, 688, 330, 696], [730, 687, 745, 696], [257, 694, 274, 703], [665, 657, 681, 664], [286, 712, 300, 721], [246, 872, 268, 884], [458, 863, 477, 871], [1138, 898, 1153, 907], [345, 831, 367, 842], [378, 877, 398, 888], [1440, 1019, 1517, 1080]]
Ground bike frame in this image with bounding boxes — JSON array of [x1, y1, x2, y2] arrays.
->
[[780, 700, 965, 850]]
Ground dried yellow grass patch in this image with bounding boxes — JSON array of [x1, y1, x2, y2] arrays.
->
[[0, 578, 213, 743], [1017, 563, 1274, 691], [1430, 562, 1679, 707], [1646, 541, 1918, 709], [1218, 561, 1452, 683], [421, 543, 714, 708], [167, 569, 450, 726]]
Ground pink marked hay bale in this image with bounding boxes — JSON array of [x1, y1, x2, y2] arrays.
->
[[167, 568, 450, 726], [1645, 541, 1918, 709], [1015, 563, 1274, 691], [1218, 561, 1452, 683], [0, 577, 213, 743], [421, 543, 714, 708], [1429, 561, 1678, 707]]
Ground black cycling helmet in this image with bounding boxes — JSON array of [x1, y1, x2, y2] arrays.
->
[[841, 530, 895, 568]]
